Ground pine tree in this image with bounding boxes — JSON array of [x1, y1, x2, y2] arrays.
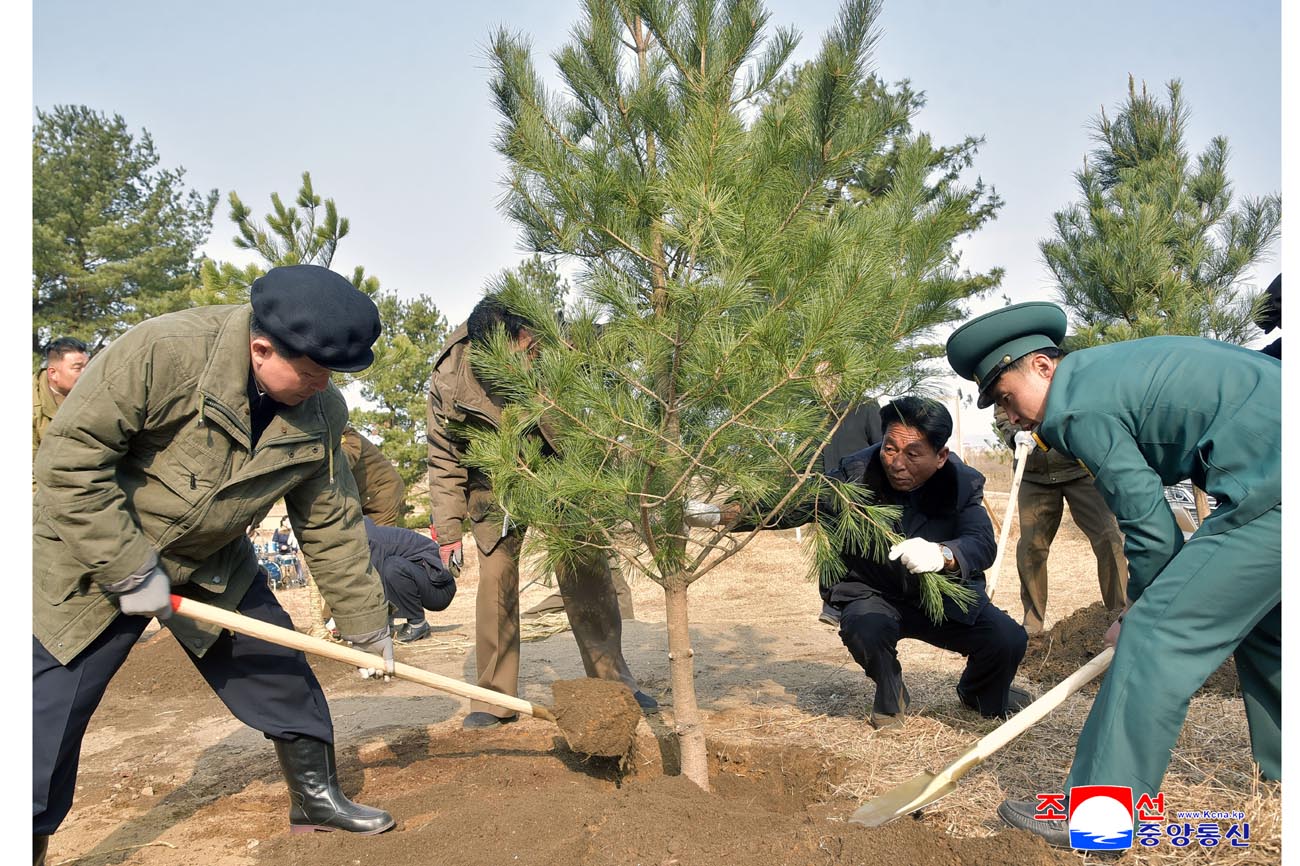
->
[[468, 0, 998, 789], [32, 105, 218, 356], [196, 173, 448, 501], [1040, 77, 1281, 347]]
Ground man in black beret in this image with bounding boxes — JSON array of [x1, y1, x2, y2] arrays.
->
[[34, 265, 397, 863]]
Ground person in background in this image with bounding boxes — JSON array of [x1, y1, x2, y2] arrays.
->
[[1256, 274, 1281, 359], [364, 517, 456, 644], [33, 337, 90, 462], [341, 426, 406, 526], [993, 405, 1126, 634], [427, 293, 658, 728]]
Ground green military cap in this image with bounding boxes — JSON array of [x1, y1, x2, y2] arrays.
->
[[945, 301, 1068, 408]]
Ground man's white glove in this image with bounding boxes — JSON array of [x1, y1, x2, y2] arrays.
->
[[345, 626, 395, 681], [108, 557, 174, 621], [683, 500, 722, 527], [887, 538, 946, 574], [1013, 430, 1035, 450]]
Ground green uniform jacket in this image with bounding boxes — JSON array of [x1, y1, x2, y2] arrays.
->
[[341, 426, 406, 525], [33, 304, 389, 665], [1038, 336, 1280, 602], [33, 369, 64, 461]]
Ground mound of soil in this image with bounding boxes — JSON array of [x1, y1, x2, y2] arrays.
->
[[249, 725, 1074, 866], [1020, 602, 1239, 696], [551, 678, 642, 757]]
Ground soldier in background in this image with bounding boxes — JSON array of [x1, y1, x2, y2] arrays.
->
[[33, 337, 90, 460], [341, 425, 406, 526], [993, 405, 1127, 634]]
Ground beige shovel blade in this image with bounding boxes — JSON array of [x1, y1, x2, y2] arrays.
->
[[848, 647, 1115, 828], [848, 771, 960, 827]]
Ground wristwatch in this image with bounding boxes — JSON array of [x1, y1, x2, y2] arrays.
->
[[939, 545, 957, 572]]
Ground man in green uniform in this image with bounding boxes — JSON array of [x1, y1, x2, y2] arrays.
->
[[946, 301, 1280, 847]]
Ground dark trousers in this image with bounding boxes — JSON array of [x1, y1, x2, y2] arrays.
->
[[380, 558, 456, 622], [838, 594, 1027, 716], [33, 577, 332, 835]]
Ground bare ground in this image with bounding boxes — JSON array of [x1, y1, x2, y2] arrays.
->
[[46, 451, 1280, 865]]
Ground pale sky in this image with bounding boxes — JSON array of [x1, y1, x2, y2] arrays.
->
[[23, 0, 1286, 443]]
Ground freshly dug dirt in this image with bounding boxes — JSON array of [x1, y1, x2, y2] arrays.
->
[[1019, 602, 1240, 696], [248, 725, 1076, 866], [551, 678, 643, 757]]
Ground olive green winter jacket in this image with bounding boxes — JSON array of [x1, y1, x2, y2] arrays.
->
[[33, 304, 388, 665]]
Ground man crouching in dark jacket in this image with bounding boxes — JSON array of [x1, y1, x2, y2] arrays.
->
[[363, 517, 457, 644], [716, 396, 1028, 729]]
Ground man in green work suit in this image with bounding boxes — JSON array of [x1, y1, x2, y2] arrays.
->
[[946, 301, 1280, 847]]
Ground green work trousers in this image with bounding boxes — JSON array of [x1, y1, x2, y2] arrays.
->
[[1016, 475, 1128, 632], [1065, 505, 1281, 802]]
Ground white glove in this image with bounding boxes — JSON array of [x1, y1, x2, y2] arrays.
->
[[683, 500, 722, 527], [888, 538, 946, 574], [111, 561, 174, 621], [1013, 430, 1035, 450], [345, 626, 395, 681]]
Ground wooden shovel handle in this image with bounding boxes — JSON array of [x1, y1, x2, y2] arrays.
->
[[986, 439, 1033, 601], [948, 647, 1114, 778], [170, 595, 556, 722]]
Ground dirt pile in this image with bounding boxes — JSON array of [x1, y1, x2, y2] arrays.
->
[[1019, 602, 1239, 696], [551, 678, 643, 757], [250, 725, 1074, 866]]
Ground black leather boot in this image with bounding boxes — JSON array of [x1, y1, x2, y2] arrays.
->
[[273, 737, 395, 835]]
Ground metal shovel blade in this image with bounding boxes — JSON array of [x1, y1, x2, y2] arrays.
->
[[848, 771, 958, 827]]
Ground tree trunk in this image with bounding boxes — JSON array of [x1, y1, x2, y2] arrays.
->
[[663, 577, 709, 790]]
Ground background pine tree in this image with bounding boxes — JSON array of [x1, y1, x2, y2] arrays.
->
[[1040, 77, 1281, 347], [32, 105, 218, 358]]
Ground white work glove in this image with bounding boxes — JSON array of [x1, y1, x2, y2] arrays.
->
[[440, 541, 463, 578], [1013, 430, 1035, 450], [345, 626, 395, 681], [887, 538, 946, 575], [683, 500, 722, 527], [108, 558, 174, 621]]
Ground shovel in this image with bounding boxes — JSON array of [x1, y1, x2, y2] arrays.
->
[[169, 595, 645, 757], [848, 647, 1114, 827]]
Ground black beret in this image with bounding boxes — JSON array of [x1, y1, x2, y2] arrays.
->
[[250, 265, 382, 372]]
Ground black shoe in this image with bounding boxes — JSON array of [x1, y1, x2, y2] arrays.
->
[[395, 621, 431, 643], [462, 711, 519, 729], [869, 682, 910, 730], [958, 685, 1033, 718], [633, 690, 660, 713], [818, 602, 841, 627], [34, 835, 47, 866], [273, 737, 395, 835], [997, 798, 1070, 848]]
